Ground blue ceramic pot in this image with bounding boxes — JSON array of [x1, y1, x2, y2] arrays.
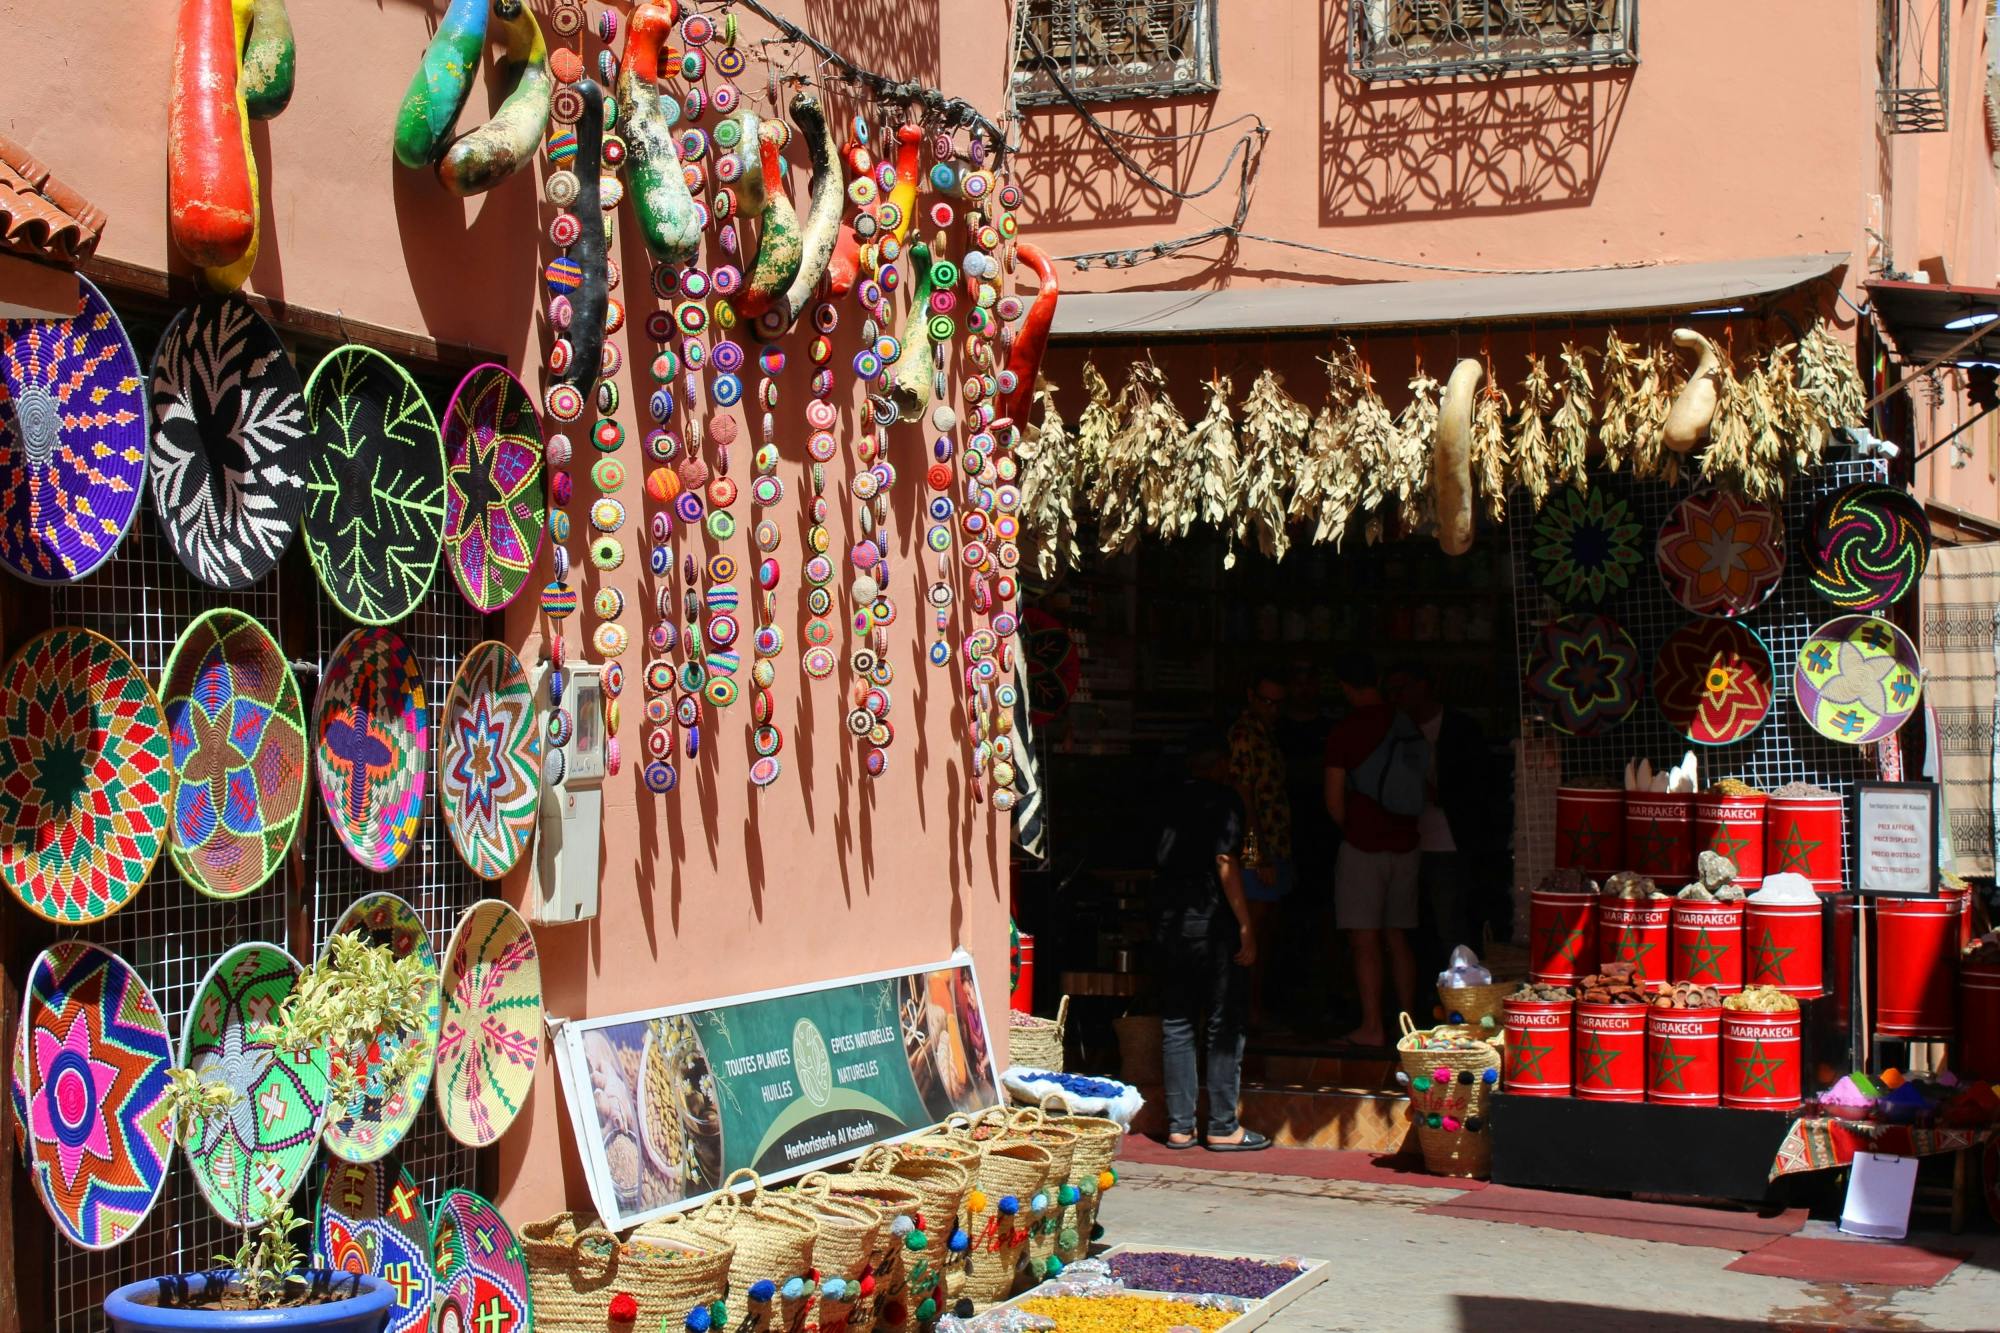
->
[[104, 1272, 392, 1332]]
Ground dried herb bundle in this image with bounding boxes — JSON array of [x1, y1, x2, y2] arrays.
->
[[1794, 317, 1868, 459], [1163, 374, 1238, 540], [1701, 340, 1756, 494], [1470, 370, 1512, 521], [1380, 367, 1439, 542], [1596, 330, 1643, 474], [1018, 378, 1082, 578], [1512, 355, 1556, 510], [1549, 343, 1595, 491], [1235, 367, 1311, 564], [1628, 342, 1680, 484], [1293, 352, 1364, 548], [1091, 360, 1182, 554]]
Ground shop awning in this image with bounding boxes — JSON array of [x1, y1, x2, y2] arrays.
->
[[1866, 277, 2000, 365], [1048, 252, 1849, 342]]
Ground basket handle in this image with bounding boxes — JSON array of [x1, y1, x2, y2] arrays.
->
[[1398, 1012, 1418, 1040], [858, 1144, 899, 1172], [1038, 1092, 1070, 1117], [721, 1166, 764, 1201], [571, 1223, 623, 1270], [1054, 994, 1070, 1029], [1007, 1105, 1046, 1130], [795, 1171, 833, 1200]]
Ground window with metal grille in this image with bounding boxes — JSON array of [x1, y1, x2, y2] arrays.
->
[[1348, 0, 1639, 82], [1878, 0, 1948, 133], [1010, 0, 1221, 107]]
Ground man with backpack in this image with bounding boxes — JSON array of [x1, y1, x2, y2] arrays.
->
[[1323, 652, 1429, 1049]]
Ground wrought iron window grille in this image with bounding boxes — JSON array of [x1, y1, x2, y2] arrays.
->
[[1878, 0, 1948, 133], [1010, 0, 1221, 106], [1347, 0, 1639, 82]]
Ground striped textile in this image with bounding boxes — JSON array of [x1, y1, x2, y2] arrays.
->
[[1918, 541, 2000, 875]]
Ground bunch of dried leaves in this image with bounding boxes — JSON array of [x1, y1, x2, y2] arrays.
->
[[1550, 343, 1595, 490], [1235, 368, 1311, 565], [1017, 378, 1082, 578], [1378, 366, 1439, 543], [1596, 330, 1643, 474], [1512, 355, 1556, 509], [1293, 352, 1364, 549], [1166, 374, 1238, 540], [1470, 369, 1512, 522], [1096, 359, 1184, 554], [1627, 342, 1681, 484]]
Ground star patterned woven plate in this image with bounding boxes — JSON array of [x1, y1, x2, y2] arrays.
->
[[302, 345, 445, 626], [21, 942, 174, 1250], [316, 1156, 436, 1333], [0, 627, 172, 924], [315, 627, 428, 873], [1654, 617, 1774, 746], [1804, 482, 1931, 611], [322, 893, 442, 1164], [0, 275, 147, 584], [1795, 614, 1925, 746], [148, 295, 309, 589], [1524, 613, 1642, 737], [431, 1188, 533, 1333], [435, 901, 541, 1148], [1655, 488, 1785, 618], [439, 642, 542, 880], [162, 609, 308, 899], [443, 364, 545, 613], [1530, 485, 1645, 605], [179, 943, 330, 1227]]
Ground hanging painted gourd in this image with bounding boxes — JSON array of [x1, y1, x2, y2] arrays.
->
[[392, 0, 487, 169], [737, 128, 803, 319], [436, 0, 552, 196], [560, 77, 609, 398], [886, 124, 923, 245], [169, 0, 258, 282], [890, 241, 939, 422], [617, 2, 700, 264], [755, 92, 845, 335], [241, 0, 296, 119], [996, 240, 1058, 427]]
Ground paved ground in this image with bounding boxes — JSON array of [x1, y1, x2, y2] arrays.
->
[[1098, 1160, 2000, 1331]]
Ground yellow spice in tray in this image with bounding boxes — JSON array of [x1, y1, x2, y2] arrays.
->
[[1015, 1293, 1238, 1330]]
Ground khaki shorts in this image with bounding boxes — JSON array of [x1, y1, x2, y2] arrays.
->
[[1335, 844, 1421, 930]]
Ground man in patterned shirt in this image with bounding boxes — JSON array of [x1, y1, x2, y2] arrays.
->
[[1229, 666, 1291, 1029]]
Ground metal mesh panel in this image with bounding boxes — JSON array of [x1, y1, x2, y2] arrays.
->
[[28, 329, 484, 1330], [1510, 459, 1889, 892]]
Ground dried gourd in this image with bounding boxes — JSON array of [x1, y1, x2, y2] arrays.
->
[[1434, 359, 1482, 555], [1664, 329, 1722, 453]]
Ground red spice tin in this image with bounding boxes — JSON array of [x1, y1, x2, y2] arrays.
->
[[1763, 794, 1843, 894], [1597, 900, 1671, 984], [1554, 787, 1624, 879], [1646, 1005, 1722, 1107], [1671, 900, 1745, 992], [1959, 964, 2000, 1080], [1721, 1009, 1802, 1110], [1574, 1000, 1648, 1103], [1503, 997, 1574, 1097], [1695, 792, 1769, 890], [1875, 896, 1961, 1038], [1625, 792, 1695, 881], [1743, 898, 1824, 998], [1529, 891, 1596, 987]]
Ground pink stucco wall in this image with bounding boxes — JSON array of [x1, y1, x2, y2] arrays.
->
[[2, 0, 1016, 1226]]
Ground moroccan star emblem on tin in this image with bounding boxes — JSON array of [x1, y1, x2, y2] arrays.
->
[[1732, 1038, 1787, 1096], [1650, 1038, 1698, 1093], [1575, 1032, 1623, 1088]]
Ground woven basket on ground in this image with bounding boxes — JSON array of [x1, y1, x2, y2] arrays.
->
[[859, 1146, 969, 1314], [1395, 1013, 1500, 1181], [696, 1168, 821, 1331], [786, 1175, 885, 1333], [1437, 980, 1512, 1035], [1113, 1014, 1163, 1085], [521, 1211, 734, 1333], [997, 1108, 1080, 1284], [952, 1139, 1052, 1308], [1036, 1097, 1123, 1263], [820, 1172, 924, 1324], [1007, 995, 1068, 1071]]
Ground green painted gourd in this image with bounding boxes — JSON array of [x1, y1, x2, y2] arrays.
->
[[437, 0, 550, 197], [393, 0, 487, 170], [758, 91, 845, 335], [616, 2, 699, 264], [737, 127, 803, 319], [241, 0, 295, 120]]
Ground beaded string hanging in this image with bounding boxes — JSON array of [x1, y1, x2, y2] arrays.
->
[[587, 6, 631, 780], [746, 338, 785, 787]]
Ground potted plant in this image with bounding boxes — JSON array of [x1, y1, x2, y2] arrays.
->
[[104, 933, 436, 1331]]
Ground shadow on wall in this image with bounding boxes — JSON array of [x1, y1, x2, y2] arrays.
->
[[802, 0, 941, 86], [1014, 97, 1226, 232], [1319, 0, 1633, 224]]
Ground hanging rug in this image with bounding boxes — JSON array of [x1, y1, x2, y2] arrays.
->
[[436, 900, 541, 1148], [440, 641, 543, 880], [0, 627, 171, 924], [315, 626, 428, 873], [1804, 481, 1931, 611], [180, 942, 330, 1228], [1530, 485, 1644, 605], [1796, 614, 1925, 746], [1654, 617, 1774, 746], [148, 295, 309, 589], [322, 892, 442, 1163], [0, 275, 147, 583], [432, 1188, 534, 1333], [21, 941, 174, 1250], [302, 344, 445, 625], [1655, 488, 1785, 618], [162, 608, 307, 899], [444, 363, 546, 613], [316, 1155, 436, 1333], [1523, 613, 1641, 737]]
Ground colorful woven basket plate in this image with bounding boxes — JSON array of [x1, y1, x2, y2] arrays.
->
[[180, 943, 330, 1227], [317, 1156, 435, 1333], [315, 627, 428, 873], [0, 628, 172, 924], [1654, 617, 1774, 746], [443, 364, 545, 614], [1530, 485, 1644, 605], [1804, 481, 1931, 611], [1524, 613, 1642, 737], [1795, 614, 1925, 746], [1656, 488, 1785, 618], [148, 296, 309, 589], [162, 609, 308, 899], [432, 1188, 534, 1333], [436, 900, 541, 1148], [0, 275, 147, 584], [302, 345, 445, 625], [440, 642, 542, 880], [22, 942, 174, 1250], [323, 893, 442, 1163]]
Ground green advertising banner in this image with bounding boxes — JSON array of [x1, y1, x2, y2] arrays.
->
[[551, 954, 1001, 1231]]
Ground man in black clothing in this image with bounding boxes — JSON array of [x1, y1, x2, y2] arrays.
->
[[1386, 661, 1498, 969], [1155, 728, 1272, 1152]]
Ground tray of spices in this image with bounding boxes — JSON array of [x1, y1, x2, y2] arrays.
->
[[987, 1247, 1327, 1331]]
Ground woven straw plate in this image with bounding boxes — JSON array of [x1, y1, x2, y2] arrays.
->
[[436, 900, 541, 1148], [162, 608, 308, 899], [439, 641, 542, 880], [1795, 614, 1925, 746], [0, 627, 173, 924], [1522, 612, 1641, 739], [316, 1156, 435, 1333], [322, 892, 442, 1163], [21, 942, 174, 1250], [443, 363, 546, 613], [0, 274, 147, 583], [1656, 488, 1785, 619], [1805, 481, 1931, 611], [314, 626, 428, 873], [180, 942, 329, 1227], [1654, 617, 1773, 746], [432, 1188, 534, 1333]]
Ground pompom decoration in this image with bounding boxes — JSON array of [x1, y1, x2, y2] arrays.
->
[[708, 1303, 726, 1326], [1413, 1075, 1432, 1093], [781, 1277, 806, 1300], [1458, 1070, 1475, 1085], [954, 1299, 975, 1319], [1443, 1116, 1462, 1132], [1059, 1185, 1079, 1205], [683, 1308, 711, 1332], [1427, 1114, 1442, 1129], [1045, 1257, 1064, 1277], [890, 1215, 914, 1236], [748, 1280, 776, 1304], [609, 1293, 639, 1322], [998, 1196, 1019, 1215], [966, 1190, 987, 1213], [1099, 1169, 1117, 1191], [1466, 1116, 1484, 1132], [916, 1299, 937, 1321], [948, 1228, 970, 1252], [859, 1275, 875, 1297], [1434, 1066, 1451, 1082], [905, 1229, 928, 1251], [1031, 1193, 1048, 1213], [1482, 1067, 1499, 1084], [1091, 1223, 1105, 1241], [823, 1278, 847, 1301]]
